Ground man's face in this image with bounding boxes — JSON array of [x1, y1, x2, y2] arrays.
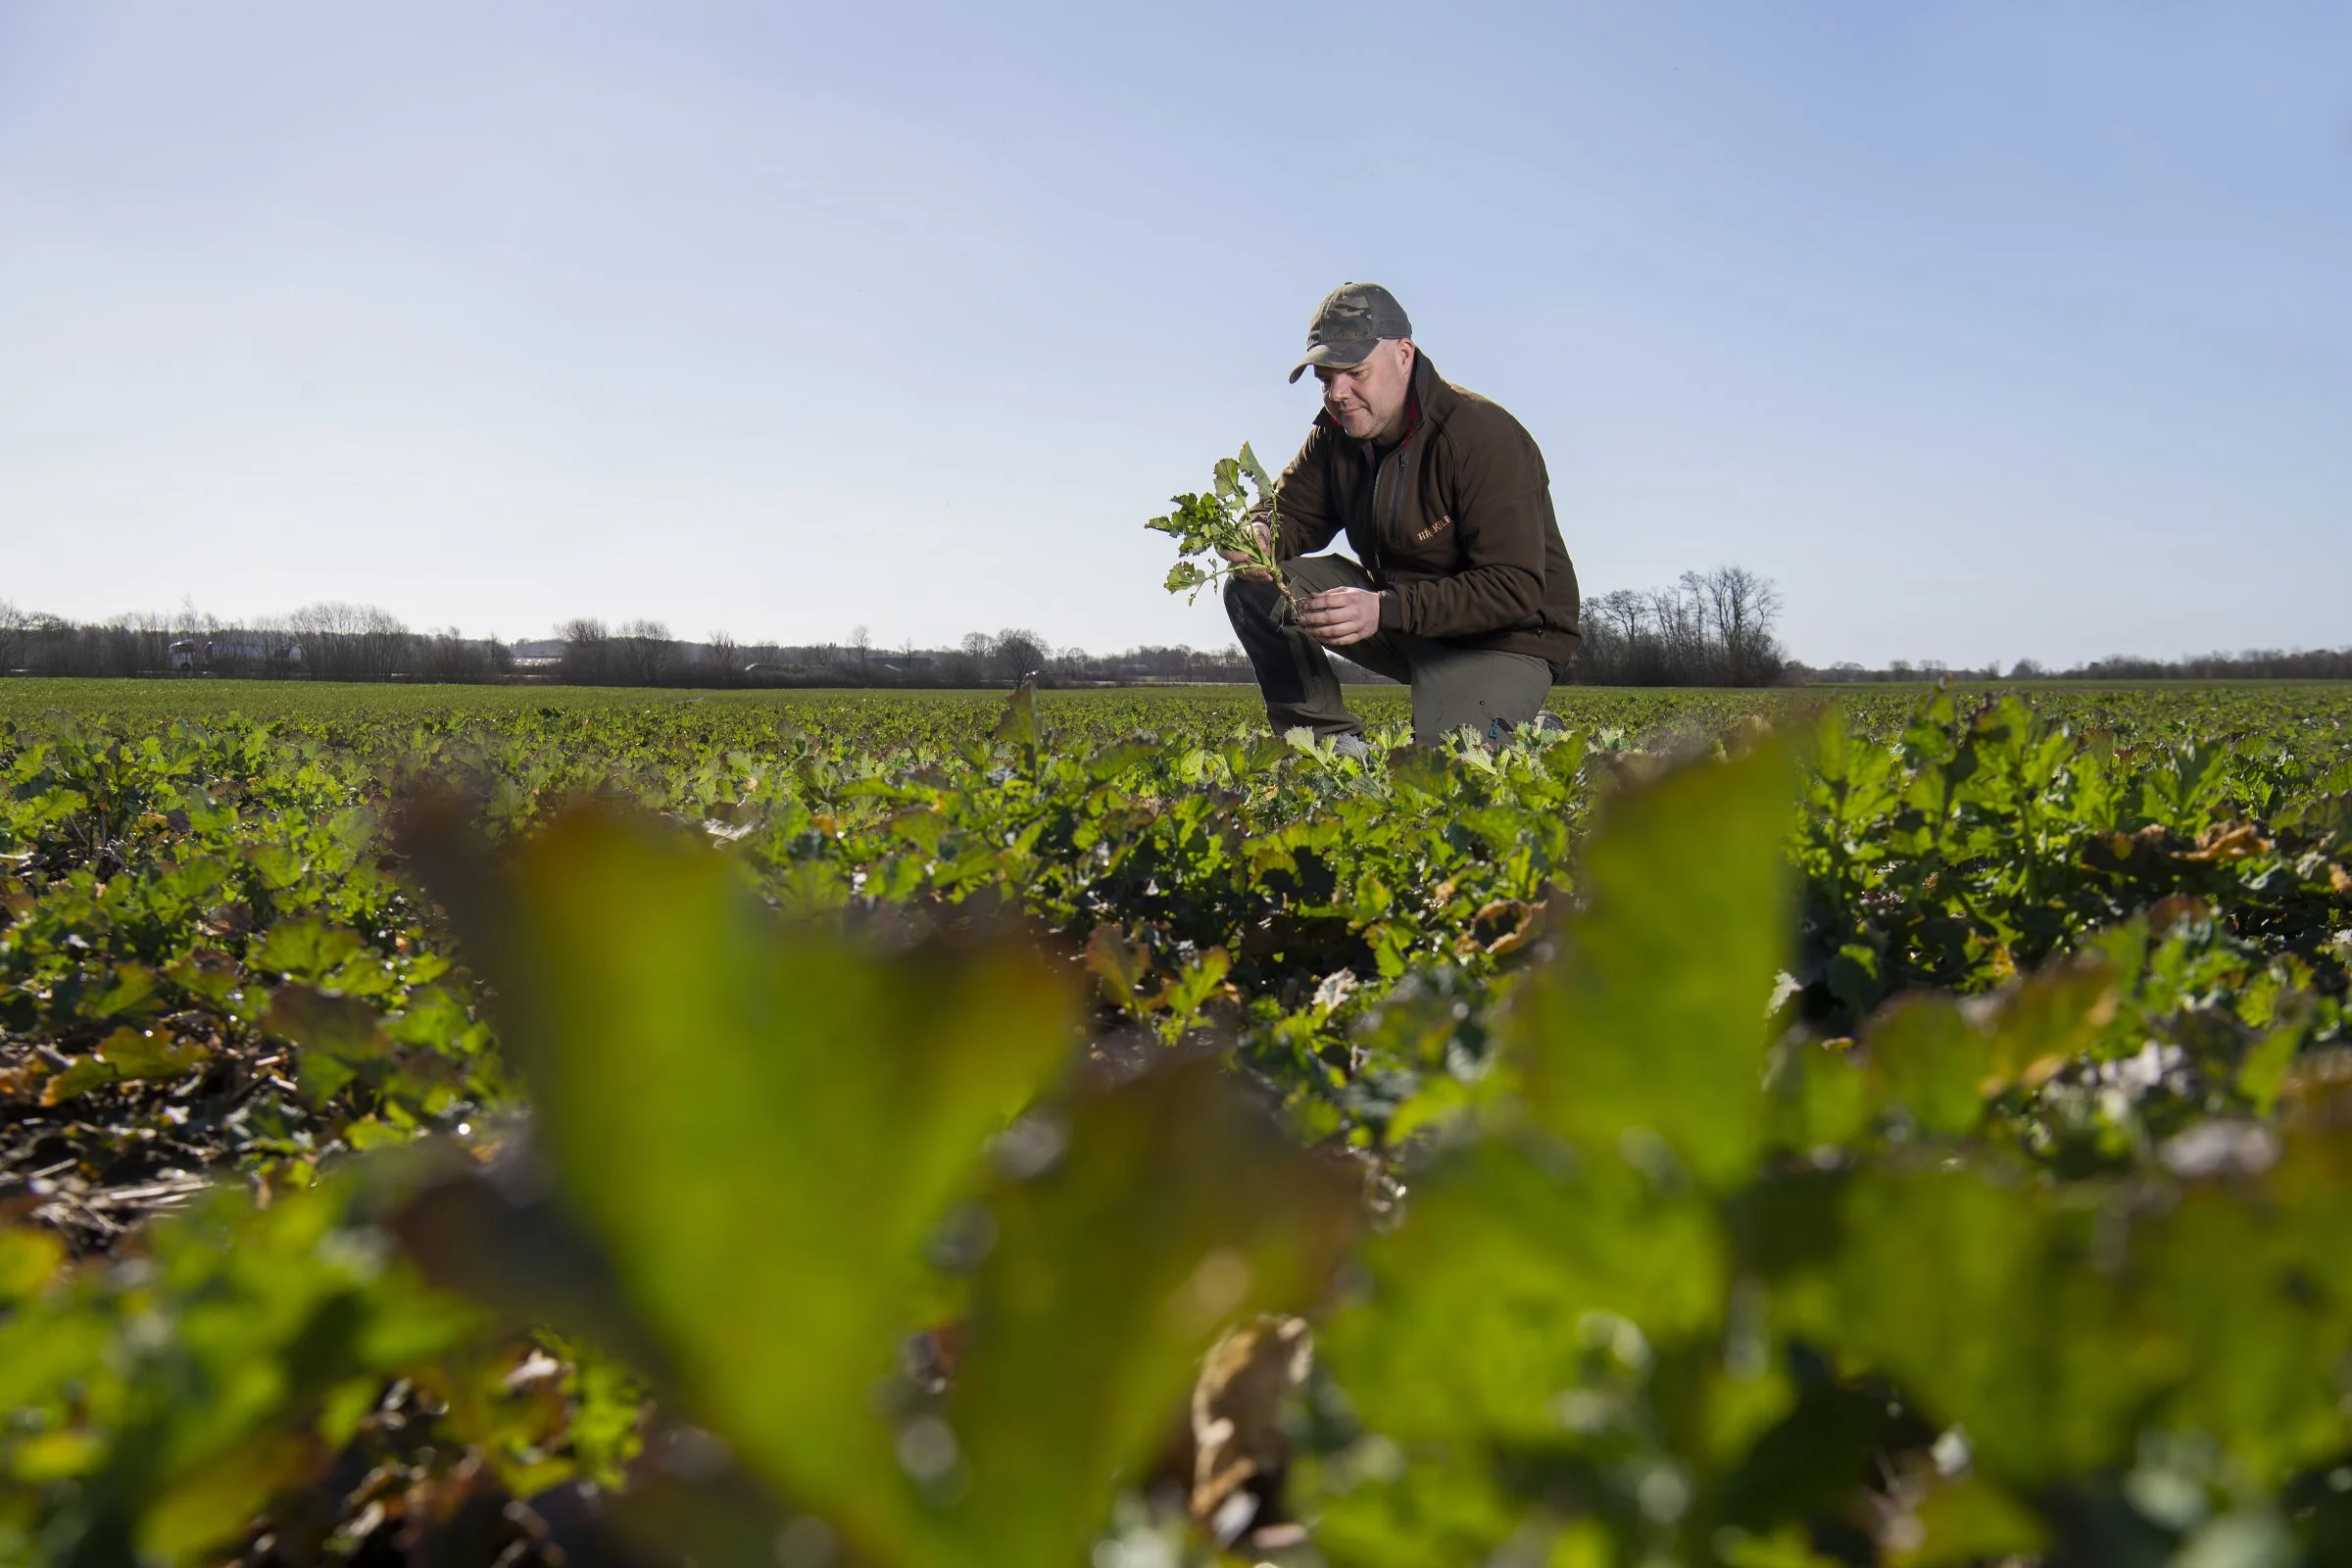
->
[[1315, 338, 1415, 441]]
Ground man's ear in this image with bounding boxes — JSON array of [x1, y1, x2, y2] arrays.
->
[[1396, 338, 1416, 372]]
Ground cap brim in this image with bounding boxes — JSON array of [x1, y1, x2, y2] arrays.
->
[[1287, 339, 1378, 383]]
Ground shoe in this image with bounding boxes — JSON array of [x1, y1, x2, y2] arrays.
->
[[1492, 711, 1567, 743]]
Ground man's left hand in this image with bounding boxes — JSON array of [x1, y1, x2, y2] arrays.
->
[[1295, 587, 1383, 647]]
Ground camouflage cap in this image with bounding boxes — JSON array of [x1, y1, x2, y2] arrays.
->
[[1288, 282, 1413, 383]]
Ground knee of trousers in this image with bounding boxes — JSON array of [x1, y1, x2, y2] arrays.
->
[[1223, 573, 1284, 630]]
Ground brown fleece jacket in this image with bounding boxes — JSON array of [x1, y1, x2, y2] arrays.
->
[[1270, 351, 1580, 668]]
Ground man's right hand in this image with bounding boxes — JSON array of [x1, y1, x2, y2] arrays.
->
[[1219, 519, 1275, 581]]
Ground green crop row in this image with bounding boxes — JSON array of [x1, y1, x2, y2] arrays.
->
[[3, 681, 2351, 1565]]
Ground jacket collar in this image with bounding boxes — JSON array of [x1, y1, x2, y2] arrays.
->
[[1311, 347, 1452, 445], [1408, 349, 1456, 427]]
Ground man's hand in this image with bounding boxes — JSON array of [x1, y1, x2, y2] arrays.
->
[[1219, 519, 1275, 581], [1295, 587, 1383, 647]]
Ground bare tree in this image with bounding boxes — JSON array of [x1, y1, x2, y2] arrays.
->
[[411, 627, 494, 681], [246, 614, 307, 670], [1696, 565, 1785, 684], [1591, 589, 1644, 644], [288, 603, 358, 676], [0, 600, 25, 672], [89, 612, 172, 676], [1567, 565, 1786, 687], [559, 617, 612, 684], [991, 628, 1048, 684], [942, 632, 993, 685], [19, 612, 74, 675], [1649, 583, 1705, 673], [707, 630, 741, 682], [850, 624, 872, 669], [615, 619, 675, 686], [356, 605, 414, 678], [282, 602, 410, 679]]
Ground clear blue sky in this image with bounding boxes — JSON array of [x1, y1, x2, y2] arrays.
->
[[3, 1, 2345, 666]]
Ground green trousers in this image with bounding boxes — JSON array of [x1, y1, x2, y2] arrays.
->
[[1224, 554, 1554, 747]]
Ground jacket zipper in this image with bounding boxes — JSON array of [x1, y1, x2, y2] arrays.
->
[[1388, 445, 1407, 542], [1366, 439, 1411, 571]]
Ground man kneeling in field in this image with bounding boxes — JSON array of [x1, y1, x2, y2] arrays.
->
[[1225, 283, 1582, 752]]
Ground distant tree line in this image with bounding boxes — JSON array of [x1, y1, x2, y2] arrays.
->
[[1792, 648, 2352, 683], [1790, 660, 2004, 685], [1, 569, 1792, 689], [2015, 649, 2352, 681], [0, 602, 1330, 690], [43, 567, 2340, 690], [1571, 566, 1788, 687], [541, 620, 1370, 689], [5, 573, 1784, 691], [0, 602, 509, 681]]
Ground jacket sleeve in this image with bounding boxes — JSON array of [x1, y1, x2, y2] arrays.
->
[[1378, 422, 1550, 639], [1269, 427, 1344, 561]]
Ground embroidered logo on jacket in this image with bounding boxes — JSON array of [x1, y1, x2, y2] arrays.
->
[[1412, 514, 1453, 544]]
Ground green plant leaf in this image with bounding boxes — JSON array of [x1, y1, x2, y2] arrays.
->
[[42, 1025, 211, 1103], [1514, 744, 1795, 1189], [994, 681, 1037, 748], [1323, 1138, 1725, 1446], [1896, 1475, 2051, 1566], [940, 1062, 1356, 1566], [428, 808, 1077, 1562], [249, 917, 365, 983]]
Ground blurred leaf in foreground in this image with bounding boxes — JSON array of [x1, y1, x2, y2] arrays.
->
[[412, 805, 1076, 1560], [1319, 747, 1795, 1562], [943, 1062, 1357, 1564], [1514, 742, 1794, 1189], [0, 1178, 485, 1568]]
